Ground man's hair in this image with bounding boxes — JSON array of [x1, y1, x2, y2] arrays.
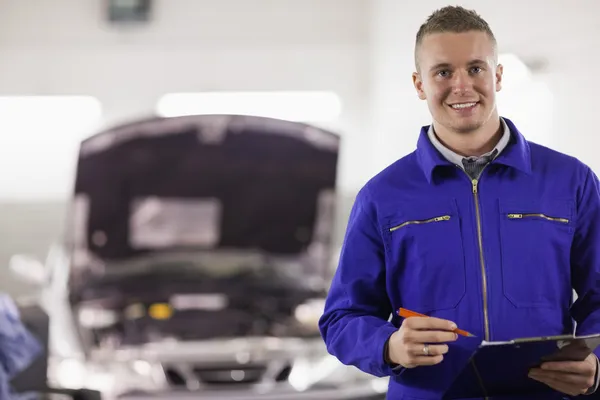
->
[[415, 6, 497, 70]]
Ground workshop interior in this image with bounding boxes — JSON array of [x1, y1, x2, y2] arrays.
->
[[0, 0, 599, 399]]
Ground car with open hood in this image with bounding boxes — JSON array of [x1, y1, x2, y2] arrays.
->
[[10, 114, 388, 400]]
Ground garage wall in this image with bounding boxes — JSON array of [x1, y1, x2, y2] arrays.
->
[[0, 0, 371, 296], [2, 0, 600, 297]]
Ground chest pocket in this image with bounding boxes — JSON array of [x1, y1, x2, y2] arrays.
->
[[498, 199, 574, 308], [385, 200, 466, 313]]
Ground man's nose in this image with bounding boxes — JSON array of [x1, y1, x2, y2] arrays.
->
[[451, 71, 473, 94]]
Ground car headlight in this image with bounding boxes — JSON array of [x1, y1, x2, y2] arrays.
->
[[311, 359, 389, 395], [287, 352, 388, 392], [294, 298, 325, 330], [53, 358, 88, 389], [51, 357, 167, 399]]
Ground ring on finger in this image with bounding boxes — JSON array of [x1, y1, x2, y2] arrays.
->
[[423, 344, 430, 356]]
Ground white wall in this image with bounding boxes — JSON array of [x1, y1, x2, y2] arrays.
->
[[0, 0, 372, 197], [0, 0, 372, 295], [2, 0, 600, 296], [367, 0, 600, 174], [3, 0, 598, 194], [546, 65, 600, 171]]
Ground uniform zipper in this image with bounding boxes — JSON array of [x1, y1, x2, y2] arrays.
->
[[471, 177, 491, 342], [507, 213, 569, 224], [388, 215, 451, 232], [463, 169, 490, 399]]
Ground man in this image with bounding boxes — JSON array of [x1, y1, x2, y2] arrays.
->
[[319, 6, 600, 399]]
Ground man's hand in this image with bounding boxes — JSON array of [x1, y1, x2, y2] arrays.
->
[[387, 316, 458, 368], [528, 354, 598, 396]]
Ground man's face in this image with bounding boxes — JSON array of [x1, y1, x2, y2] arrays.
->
[[412, 31, 503, 134]]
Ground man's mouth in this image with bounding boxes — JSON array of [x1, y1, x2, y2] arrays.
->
[[449, 102, 478, 110]]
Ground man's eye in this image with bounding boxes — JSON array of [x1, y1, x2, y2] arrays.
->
[[470, 66, 482, 74], [437, 70, 450, 78]]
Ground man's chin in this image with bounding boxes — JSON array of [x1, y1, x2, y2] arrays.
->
[[448, 119, 483, 134]]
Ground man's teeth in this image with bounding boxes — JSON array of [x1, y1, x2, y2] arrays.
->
[[451, 102, 477, 109]]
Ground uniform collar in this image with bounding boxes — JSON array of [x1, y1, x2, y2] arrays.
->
[[416, 116, 532, 183], [428, 117, 511, 166]]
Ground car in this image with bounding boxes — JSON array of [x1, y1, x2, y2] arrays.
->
[[10, 114, 388, 400]]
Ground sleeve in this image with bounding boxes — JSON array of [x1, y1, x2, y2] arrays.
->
[[570, 167, 600, 383], [583, 355, 599, 395], [0, 294, 42, 379], [318, 185, 402, 377]]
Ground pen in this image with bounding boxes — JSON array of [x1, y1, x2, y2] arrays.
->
[[397, 307, 476, 337]]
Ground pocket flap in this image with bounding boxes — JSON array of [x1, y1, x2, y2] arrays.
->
[[499, 199, 574, 221], [386, 199, 458, 230]]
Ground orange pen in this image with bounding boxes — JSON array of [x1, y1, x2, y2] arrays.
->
[[397, 308, 475, 337]]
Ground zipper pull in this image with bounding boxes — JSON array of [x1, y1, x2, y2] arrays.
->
[[472, 179, 478, 194], [508, 214, 523, 219]]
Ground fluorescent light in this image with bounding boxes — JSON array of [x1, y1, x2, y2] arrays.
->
[[0, 96, 102, 201], [156, 91, 343, 123]]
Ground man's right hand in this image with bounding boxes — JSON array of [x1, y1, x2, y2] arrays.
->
[[387, 316, 459, 368]]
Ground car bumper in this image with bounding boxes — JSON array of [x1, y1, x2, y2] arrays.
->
[[117, 381, 386, 400]]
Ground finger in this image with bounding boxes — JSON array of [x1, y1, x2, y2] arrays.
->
[[541, 361, 595, 375], [408, 343, 449, 357], [529, 369, 591, 386], [404, 316, 457, 331], [405, 329, 458, 344], [530, 375, 587, 397], [406, 355, 444, 367], [530, 369, 594, 391]]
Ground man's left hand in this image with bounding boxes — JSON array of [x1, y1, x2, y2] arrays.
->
[[528, 354, 597, 396]]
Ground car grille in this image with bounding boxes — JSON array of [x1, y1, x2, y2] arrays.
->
[[194, 365, 266, 385], [164, 363, 292, 388]]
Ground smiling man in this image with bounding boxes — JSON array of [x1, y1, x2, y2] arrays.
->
[[319, 6, 600, 399], [413, 19, 503, 155]]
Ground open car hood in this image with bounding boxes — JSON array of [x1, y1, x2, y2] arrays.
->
[[66, 115, 340, 291]]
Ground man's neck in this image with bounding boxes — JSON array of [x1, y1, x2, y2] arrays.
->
[[433, 117, 503, 157]]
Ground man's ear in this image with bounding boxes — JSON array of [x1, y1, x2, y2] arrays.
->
[[495, 63, 503, 92], [412, 72, 427, 100]]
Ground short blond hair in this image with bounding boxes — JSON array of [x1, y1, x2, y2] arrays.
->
[[415, 6, 497, 69]]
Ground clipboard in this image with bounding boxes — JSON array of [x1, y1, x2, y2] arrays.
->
[[442, 333, 600, 399]]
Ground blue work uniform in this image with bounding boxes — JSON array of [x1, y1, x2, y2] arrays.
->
[[0, 294, 42, 400], [319, 118, 600, 399]]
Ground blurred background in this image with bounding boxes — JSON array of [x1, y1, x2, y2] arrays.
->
[[1, 1, 599, 398], [1, 0, 599, 294], [3, 0, 597, 299]]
